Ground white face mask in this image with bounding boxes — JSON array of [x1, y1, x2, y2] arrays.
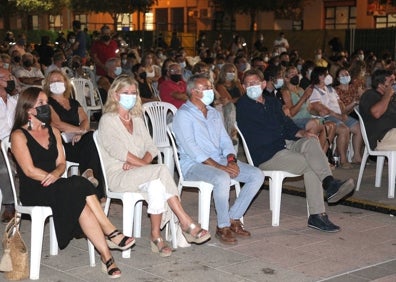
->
[[50, 82, 66, 95], [246, 85, 262, 100], [339, 75, 351, 85], [201, 89, 214, 105], [307, 69, 313, 80], [324, 74, 333, 86], [119, 94, 136, 110], [114, 66, 122, 76], [274, 78, 284, 89], [226, 72, 235, 81]]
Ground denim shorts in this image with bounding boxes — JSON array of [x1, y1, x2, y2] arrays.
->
[[324, 115, 358, 128]]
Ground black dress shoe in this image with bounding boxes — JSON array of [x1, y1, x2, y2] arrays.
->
[[327, 178, 355, 204], [1, 204, 15, 223], [308, 213, 340, 233]]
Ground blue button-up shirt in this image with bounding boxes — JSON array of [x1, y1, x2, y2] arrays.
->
[[173, 100, 235, 174]]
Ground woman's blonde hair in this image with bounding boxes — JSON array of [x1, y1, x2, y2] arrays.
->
[[42, 69, 73, 99], [103, 74, 142, 116]]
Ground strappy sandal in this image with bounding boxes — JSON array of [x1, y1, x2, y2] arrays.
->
[[82, 168, 99, 187], [182, 222, 211, 244], [150, 237, 172, 257], [106, 229, 135, 251], [101, 256, 121, 279]]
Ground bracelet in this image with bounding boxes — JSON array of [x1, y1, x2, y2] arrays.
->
[[227, 155, 237, 163]]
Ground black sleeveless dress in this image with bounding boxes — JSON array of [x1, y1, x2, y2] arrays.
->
[[16, 127, 96, 249]]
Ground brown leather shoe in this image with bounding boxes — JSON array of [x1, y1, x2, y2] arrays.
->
[[215, 227, 237, 245], [1, 205, 15, 223], [230, 219, 251, 237]]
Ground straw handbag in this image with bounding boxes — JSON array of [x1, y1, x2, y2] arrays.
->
[[0, 215, 29, 280]]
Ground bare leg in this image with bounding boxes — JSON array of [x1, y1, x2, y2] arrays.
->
[[167, 196, 209, 236], [350, 123, 363, 163], [79, 204, 120, 276], [335, 124, 350, 164], [85, 195, 135, 245], [150, 213, 172, 254]]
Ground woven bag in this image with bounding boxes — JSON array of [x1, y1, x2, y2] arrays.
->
[[0, 215, 29, 280]]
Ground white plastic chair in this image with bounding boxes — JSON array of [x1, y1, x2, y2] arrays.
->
[[235, 123, 301, 227], [92, 131, 177, 257], [354, 107, 396, 198], [142, 101, 177, 177], [167, 125, 242, 230], [1, 138, 95, 280], [71, 78, 102, 122]]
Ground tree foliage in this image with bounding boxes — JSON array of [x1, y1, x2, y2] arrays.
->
[[16, 0, 68, 14]]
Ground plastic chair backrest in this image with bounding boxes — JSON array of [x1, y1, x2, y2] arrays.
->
[[234, 122, 254, 166], [354, 106, 373, 153], [1, 138, 20, 207], [166, 124, 184, 182], [71, 78, 101, 110], [142, 101, 177, 148], [92, 131, 111, 195]]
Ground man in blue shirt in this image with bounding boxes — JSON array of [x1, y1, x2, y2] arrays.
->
[[236, 69, 355, 233], [173, 74, 264, 245]]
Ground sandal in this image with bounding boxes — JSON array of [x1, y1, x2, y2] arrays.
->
[[82, 168, 99, 187], [101, 256, 121, 279], [150, 237, 172, 257], [106, 229, 135, 251], [182, 222, 211, 244]]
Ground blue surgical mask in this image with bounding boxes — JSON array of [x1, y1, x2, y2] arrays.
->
[[246, 85, 262, 100], [201, 89, 214, 105], [119, 94, 136, 110], [274, 78, 284, 89], [114, 66, 122, 76], [179, 61, 186, 69], [3, 63, 9, 69], [339, 75, 351, 85]]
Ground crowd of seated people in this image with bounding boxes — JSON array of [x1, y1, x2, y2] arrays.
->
[[2, 27, 396, 267]]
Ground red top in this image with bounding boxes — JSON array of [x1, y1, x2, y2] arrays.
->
[[159, 79, 187, 109], [90, 40, 118, 76]]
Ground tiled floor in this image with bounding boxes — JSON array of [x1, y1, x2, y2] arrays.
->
[[1, 160, 395, 281]]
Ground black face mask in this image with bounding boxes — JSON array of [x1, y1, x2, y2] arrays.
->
[[5, 80, 15, 94], [13, 56, 21, 63], [139, 72, 147, 80], [290, 75, 300, 86], [23, 60, 33, 68], [35, 104, 51, 124], [102, 35, 111, 42], [170, 74, 182, 83]]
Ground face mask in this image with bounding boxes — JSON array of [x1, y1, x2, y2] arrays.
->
[[297, 64, 302, 72], [50, 82, 65, 95], [339, 75, 351, 85], [35, 104, 51, 124], [315, 54, 322, 60], [289, 75, 300, 86], [179, 61, 186, 69], [200, 89, 214, 105], [3, 63, 9, 69], [119, 94, 136, 110], [139, 72, 147, 80], [102, 35, 111, 41], [324, 74, 333, 86], [13, 56, 21, 63], [246, 85, 262, 100], [264, 56, 269, 62], [170, 74, 182, 82], [5, 80, 15, 94], [217, 63, 224, 70], [69, 39, 75, 44], [358, 54, 364, 61], [226, 72, 235, 81], [114, 66, 122, 76], [239, 64, 247, 71], [274, 78, 284, 89], [23, 60, 33, 68], [121, 59, 127, 65]]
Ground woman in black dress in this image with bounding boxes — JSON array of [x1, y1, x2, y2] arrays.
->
[[43, 70, 105, 200], [10, 87, 135, 278]]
